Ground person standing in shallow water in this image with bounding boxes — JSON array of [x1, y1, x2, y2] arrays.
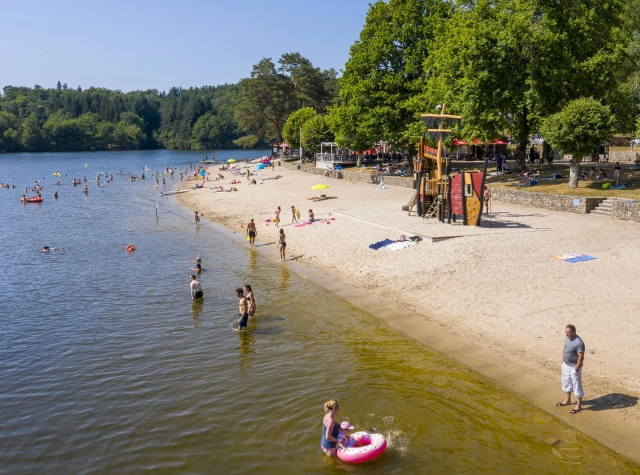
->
[[190, 275, 203, 300], [246, 219, 257, 248], [321, 399, 340, 456], [278, 229, 286, 262], [244, 284, 256, 317], [557, 324, 585, 414], [236, 288, 249, 330]]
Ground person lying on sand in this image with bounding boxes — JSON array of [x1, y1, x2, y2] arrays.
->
[[307, 194, 327, 201]]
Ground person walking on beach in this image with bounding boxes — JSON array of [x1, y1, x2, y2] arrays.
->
[[274, 206, 281, 227], [321, 399, 340, 456], [244, 284, 256, 317], [291, 205, 298, 224], [557, 324, 585, 414], [195, 211, 200, 224], [190, 275, 203, 300], [236, 288, 249, 330], [247, 219, 257, 248], [278, 229, 286, 262]]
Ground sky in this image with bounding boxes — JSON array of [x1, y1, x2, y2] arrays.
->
[[0, 0, 373, 93]]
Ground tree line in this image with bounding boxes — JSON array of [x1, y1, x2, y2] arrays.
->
[[0, 53, 339, 153]]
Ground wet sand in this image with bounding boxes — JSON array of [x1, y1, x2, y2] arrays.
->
[[177, 162, 640, 463]]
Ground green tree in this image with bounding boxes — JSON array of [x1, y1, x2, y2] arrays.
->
[[235, 58, 292, 147], [330, 0, 452, 158], [328, 104, 373, 165], [282, 107, 316, 149], [278, 53, 335, 112], [0, 111, 20, 152], [301, 115, 334, 152], [425, 0, 629, 167], [540, 98, 614, 188], [191, 112, 236, 149]]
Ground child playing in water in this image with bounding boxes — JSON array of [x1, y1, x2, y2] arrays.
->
[[337, 421, 354, 449]]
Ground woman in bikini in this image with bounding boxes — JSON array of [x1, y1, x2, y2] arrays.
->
[[278, 229, 286, 262], [614, 162, 621, 185], [244, 284, 256, 317]]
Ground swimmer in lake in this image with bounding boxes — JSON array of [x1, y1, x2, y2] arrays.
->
[[191, 262, 206, 273], [43, 246, 67, 251], [53, 191, 58, 199], [83, 185, 88, 194]]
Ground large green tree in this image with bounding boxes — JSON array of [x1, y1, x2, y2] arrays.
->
[[540, 98, 614, 188], [301, 115, 334, 153], [329, 0, 452, 157], [425, 0, 629, 166], [282, 107, 316, 150], [235, 54, 340, 148]]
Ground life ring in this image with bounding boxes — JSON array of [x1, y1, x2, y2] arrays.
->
[[336, 432, 387, 464]]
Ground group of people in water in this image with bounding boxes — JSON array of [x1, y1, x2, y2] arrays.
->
[[188, 258, 256, 331]]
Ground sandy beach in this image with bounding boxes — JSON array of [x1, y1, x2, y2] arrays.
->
[[177, 162, 640, 462]]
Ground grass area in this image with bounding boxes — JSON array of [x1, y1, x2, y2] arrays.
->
[[305, 160, 640, 200], [485, 162, 640, 200]]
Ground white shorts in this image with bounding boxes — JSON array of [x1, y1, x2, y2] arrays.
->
[[562, 362, 584, 398]]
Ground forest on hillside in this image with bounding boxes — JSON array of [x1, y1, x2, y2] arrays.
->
[[0, 53, 339, 153]]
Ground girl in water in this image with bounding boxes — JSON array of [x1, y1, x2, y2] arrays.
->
[[244, 284, 256, 317], [278, 229, 286, 262], [321, 399, 340, 456]]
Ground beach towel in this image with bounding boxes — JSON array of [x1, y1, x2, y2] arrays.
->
[[369, 239, 395, 250], [385, 241, 416, 251], [552, 253, 596, 263]]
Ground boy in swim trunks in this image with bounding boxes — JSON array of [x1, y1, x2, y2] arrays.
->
[[236, 288, 249, 330], [246, 219, 257, 248]]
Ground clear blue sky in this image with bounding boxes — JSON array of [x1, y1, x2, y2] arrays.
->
[[0, 0, 373, 93]]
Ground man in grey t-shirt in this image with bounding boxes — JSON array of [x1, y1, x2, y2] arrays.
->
[[557, 324, 585, 414]]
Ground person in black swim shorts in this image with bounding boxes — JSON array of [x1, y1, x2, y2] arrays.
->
[[236, 288, 249, 330]]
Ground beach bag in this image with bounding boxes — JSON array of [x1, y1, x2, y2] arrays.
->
[[602, 182, 610, 189]]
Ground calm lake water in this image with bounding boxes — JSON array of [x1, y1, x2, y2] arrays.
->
[[0, 150, 637, 474]]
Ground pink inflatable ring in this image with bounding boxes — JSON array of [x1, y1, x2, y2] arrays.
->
[[337, 431, 387, 464]]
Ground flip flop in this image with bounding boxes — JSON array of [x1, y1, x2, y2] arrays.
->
[[556, 402, 569, 407], [570, 408, 581, 414]]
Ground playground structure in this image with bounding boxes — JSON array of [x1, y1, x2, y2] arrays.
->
[[406, 105, 487, 226]]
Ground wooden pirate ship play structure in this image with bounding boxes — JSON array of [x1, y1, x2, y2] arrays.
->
[[406, 105, 488, 226]]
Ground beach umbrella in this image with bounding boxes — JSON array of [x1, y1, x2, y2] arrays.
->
[[227, 159, 236, 163], [311, 184, 330, 190]]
